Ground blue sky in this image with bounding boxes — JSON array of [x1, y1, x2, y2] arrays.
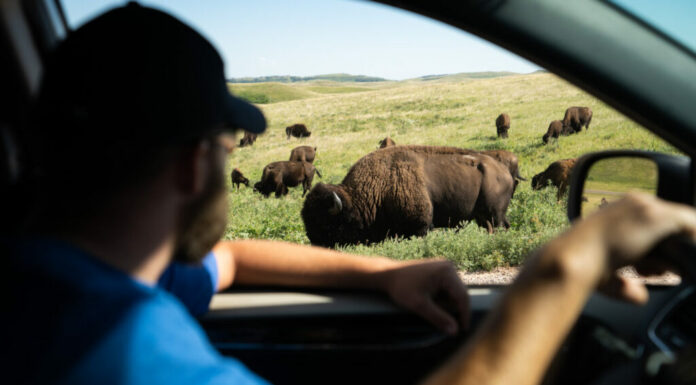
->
[[60, 1, 696, 80], [60, 0, 541, 80]]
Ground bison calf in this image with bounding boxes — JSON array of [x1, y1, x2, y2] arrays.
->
[[301, 145, 514, 247], [562, 106, 593, 133], [496, 113, 510, 138], [531, 158, 577, 199], [255, 161, 321, 198], [378, 137, 396, 148], [289, 146, 317, 163], [542, 120, 575, 144], [231, 168, 249, 191], [286, 123, 311, 139]]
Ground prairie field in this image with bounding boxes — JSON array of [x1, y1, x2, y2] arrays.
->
[[223, 73, 680, 271]]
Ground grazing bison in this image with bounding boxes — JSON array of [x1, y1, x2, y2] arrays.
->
[[230, 168, 249, 191], [542, 120, 575, 144], [496, 113, 511, 138], [301, 145, 515, 247], [531, 158, 577, 199], [254, 161, 321, 198], [286, 123, 311, 139], [378, 137, 396, 148], [562, 106, 593, 133], [289, 146, 317, 163], [238, 132, 258, 147]]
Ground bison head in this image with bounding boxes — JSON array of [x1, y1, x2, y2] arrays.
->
[[253, 181, 270, 196], [301, 183, 365, 248], [531, 173, 549, 190], [542, 133, 549, 144]]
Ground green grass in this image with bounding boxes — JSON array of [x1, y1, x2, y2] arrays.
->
[[224, 73, 681, 271], [305, 86, 374, 94], [227, 83, 317, 104]]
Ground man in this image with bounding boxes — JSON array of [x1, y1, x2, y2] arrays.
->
[[5, 4, 695, 385], [4, 4, 466, 384]]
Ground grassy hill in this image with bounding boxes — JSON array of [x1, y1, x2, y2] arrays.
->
[[224, 73, 681, 271], [411, 71, 518, 82], [229, 80, 396, 103], [228, 73, 389, 83]]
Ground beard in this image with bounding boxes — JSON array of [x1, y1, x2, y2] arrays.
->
[[173, 155, 228, 264]]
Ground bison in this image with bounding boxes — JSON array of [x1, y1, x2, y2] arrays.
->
[[301, 145, 515, 247], [254, 161, 321, 198], [238, 132, 258, 147], [496, 113, 510, 138], [562, 106, 593, 133], [230, 168, 249, 191], [531, 158, 577, 199], [286, 123, 311, 139], [542, 120, 575, 144], [289, 146, 317, 163], [378, 137, 396, 148]]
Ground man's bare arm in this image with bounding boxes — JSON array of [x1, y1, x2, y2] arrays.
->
[[212, 239, 470, 334], [424, 194, 696, 385]]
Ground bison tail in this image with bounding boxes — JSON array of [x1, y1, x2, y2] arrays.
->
[[515, 171, 527, 181], [315, 167, 322, 178]]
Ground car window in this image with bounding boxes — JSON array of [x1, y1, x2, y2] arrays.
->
[[610, 0, 696, 55], [59, 0, 682, 285]]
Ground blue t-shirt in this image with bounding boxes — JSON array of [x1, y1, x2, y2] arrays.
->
[[2, 237, 268, 385], [158, 252, 219, 316]]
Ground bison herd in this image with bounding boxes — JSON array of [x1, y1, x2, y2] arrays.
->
[[230, 110, 587, 247], [496, 106, 592, 144]]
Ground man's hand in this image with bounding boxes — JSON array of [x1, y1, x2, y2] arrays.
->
[[549, 193, 696, 304], [382, 259, 469, 335]]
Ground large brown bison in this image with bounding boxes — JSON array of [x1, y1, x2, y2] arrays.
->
[[495, 113, 510, 138], [286, 123, 311, 139], [289, 146, 317, 163], [531, 158, 577, 199], [230, 168, 249, 191], [238, 132, 258, 147], [301, 145, 514, 247], [254, 161, 321, 198], [542, 120, 575, 144], [562, 107, 593, 133], [379, 137, 396, 148]]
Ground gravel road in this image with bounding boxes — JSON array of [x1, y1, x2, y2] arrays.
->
[[460, 266, 681, 286]]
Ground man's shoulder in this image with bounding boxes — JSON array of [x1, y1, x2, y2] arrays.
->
[[2, 238, 267, 385]]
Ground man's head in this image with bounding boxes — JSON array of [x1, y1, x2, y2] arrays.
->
[[28, 3, 265, 263]]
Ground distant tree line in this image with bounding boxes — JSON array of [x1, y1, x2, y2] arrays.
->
[[228, 73, 388, 83]]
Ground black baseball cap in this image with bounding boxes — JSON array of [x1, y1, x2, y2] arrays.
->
[[37, 2, 265, 144]]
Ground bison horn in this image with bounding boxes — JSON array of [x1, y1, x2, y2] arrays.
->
[[328, 191, 342, 215]]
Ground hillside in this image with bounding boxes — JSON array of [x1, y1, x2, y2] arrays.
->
[[224, 73, 681, 271], [411, 71, 518, 82], [228, 73, 389, 83]]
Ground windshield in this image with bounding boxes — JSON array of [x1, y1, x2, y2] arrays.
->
[[59, 0, 681, 285], [610, 0, 696, 54]]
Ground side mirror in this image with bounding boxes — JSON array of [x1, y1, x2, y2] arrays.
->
[[567, 151, 691, 221]]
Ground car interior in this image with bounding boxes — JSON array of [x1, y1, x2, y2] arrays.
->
[[1, 0, 694, 384]]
